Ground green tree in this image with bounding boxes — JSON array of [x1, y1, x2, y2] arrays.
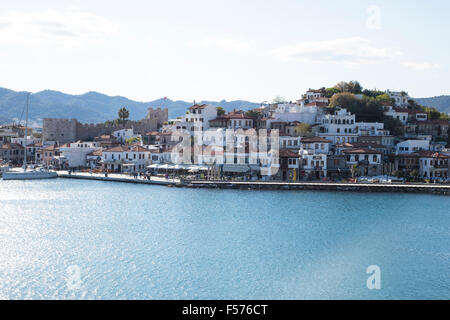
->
[[351, 164, 361, 179], [295, 123, 312, 137], [216, 106, 225, 116], [325, 87, 340, 98], [409, 169, 419, 178], [272, 96, 287, 104], [392, 170, 403, 178], [245, 110, 262, 119], [383, 117, 404, 137], [335, 81, 362, 94], [118, 107, 130, 123], [126, 136, 141, 145], [375, 93, 393, 104], [362, 89, 385, 98], [329, 92, 357, 109]]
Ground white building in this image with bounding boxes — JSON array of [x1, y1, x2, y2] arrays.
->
[[299, 137, 332, 180], [112, 129, 138, 143], [355, 122, 385, 136], [175, 104, 218, 133], [386, 90, 410, 107], [384, 106, 428, 124], [86, 149, 103, 168], [396, 140, 430, 154], [59, 141, 101, 168], [342, 148, 383, 176], [209, 113, 254, 130], [383, 106, 409, 124], [305, 89, 324, 101], [318, 108, 358, 144], [0, 127, 20, 144], [272, 103, 324, 125], [418, 152, 449, 180], [279, 135, 301, 149], [300, 136, 331, 154], [102, 145, 151, 172], [300, 151, 327, 180], [11, 136, 40, 147]]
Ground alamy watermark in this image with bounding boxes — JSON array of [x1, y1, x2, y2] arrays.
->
[[366, 265, 381, 290], [169, 128, 280, 176], [66, 264, 82, 291], [366, 5, 382, 30]]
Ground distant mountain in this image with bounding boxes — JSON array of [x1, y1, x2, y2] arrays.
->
[[415, 96, 450, 114], [0, 87, 261, 126]]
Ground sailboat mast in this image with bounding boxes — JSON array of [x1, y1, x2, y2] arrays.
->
[[23, 93, 29, 170]]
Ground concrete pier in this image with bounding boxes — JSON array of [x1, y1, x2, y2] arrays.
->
[[56, 171, 450, 195], [57, 171, 180, 186], [184, 180, 450, 195]]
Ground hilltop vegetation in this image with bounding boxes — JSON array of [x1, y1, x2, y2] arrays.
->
[[415, 96, 450, 114]]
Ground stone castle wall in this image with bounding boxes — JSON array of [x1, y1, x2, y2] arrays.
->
[[43, 118, 78, 143], [44, 108, 168, 144], [146, 108, 168, 124]]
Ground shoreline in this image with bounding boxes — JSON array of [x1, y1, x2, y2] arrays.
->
[[54, 171, 450, 195]]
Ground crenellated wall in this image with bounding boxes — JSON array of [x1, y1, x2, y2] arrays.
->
[[43, 107, 168, 143]]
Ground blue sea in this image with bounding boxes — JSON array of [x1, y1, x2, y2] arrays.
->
[[0, 179, 448, 299]]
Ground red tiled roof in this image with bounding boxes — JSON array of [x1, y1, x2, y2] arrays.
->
[[42, 145, 59, 151], [306, 89, 323, 93], [214, 113, 254, 120], [144, 131, 161, 136], [421, 119, 450, 125], [27, 142, 43, 147], [130, 145, 151, 153], [336, 142, 383, 149], [342, 148, 382, 155], [87, 149, 103, 157], [394, 153, 421, 158], [416, 151, 449, 159], [279, 149, 299, 158], [1, 143, 25, 149], [301, 137, 332, 143], [189, 104, 209, 110], [394, 108, 427, 115], [104, 145, 151, 153], [305, 102, 328, 108]]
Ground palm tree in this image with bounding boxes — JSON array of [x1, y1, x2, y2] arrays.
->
[[118, 107, 130, 123]]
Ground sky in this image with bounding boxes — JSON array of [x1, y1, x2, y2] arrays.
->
[[0, 0, 448, 103]]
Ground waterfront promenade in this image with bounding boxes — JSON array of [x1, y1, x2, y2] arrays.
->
[[56, 171, 450, 195], [57, 171, 180, 186]]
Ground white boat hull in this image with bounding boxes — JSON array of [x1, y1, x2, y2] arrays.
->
[[2, 169, 57, 180]]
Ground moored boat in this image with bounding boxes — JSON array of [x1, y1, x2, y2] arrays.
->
[[1, 93, 58, 181], [2, 167, 57, 180]]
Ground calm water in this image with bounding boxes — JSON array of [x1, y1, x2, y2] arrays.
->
[[0, 179, 448, 300]]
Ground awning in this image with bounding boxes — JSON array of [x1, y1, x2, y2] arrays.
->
[[223, 165, 250, 173], [147, 164, 159, 169]]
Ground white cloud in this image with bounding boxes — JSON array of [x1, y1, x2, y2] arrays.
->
[[271, 37, 402, 64], [189, 38, 253, 54], [402, 61, 442, 71], [0, 8, 117, 47]]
